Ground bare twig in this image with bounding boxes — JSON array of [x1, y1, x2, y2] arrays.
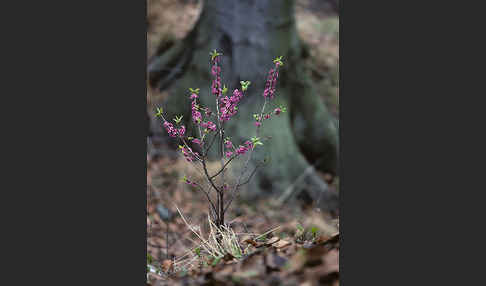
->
[[191, 181, 218, 216], [209, 155, 237, 180], [223, 97, 268, 214]]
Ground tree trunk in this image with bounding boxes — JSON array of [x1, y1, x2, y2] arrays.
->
[[148, 0, 339, 212]]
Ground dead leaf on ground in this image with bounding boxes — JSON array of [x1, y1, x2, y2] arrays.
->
[[161, 259, 173, 272], [265, 236, 280, 246], [273, 239, 292, 249]]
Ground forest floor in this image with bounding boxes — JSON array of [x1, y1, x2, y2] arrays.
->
[[147, 1, 339, 285], [147, 155, 339, 286]]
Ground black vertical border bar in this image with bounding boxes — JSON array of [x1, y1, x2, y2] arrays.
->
[[4, 0, 147, 283]]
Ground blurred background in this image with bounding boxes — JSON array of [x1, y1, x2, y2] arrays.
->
[[147, 0, 339, 284]]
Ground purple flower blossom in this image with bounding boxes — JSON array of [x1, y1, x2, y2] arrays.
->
[[263, 62, 281, 99], [244, 140, 253, 149], [264, 114, 271, 120], [226, 151, 233, 158], [180, 146, 199, 162], [255, 121, 261, 127], [190, 93, 198, 100], [163, 121, 178, 137], [205, 108, 212, 117], [211, 58, 222, 96], [236, 145, 249, 155], [192, 138, 201, 145], [274, 107, 282, 115], [177, 125, 186, 137], [181, 146, 194, 162], [225, 140, 233, 149], [220, 89, 244, 121], [191, 100, 202, 123], [201, 121, 217, 132], [207, 121, 216, 132], [184, 177, 198, 187]]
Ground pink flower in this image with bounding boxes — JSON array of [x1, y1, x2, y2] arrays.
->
[[244, 140, 253, 149], [177, 125, 186, 137], [191, 100, 202, 123], [190, 93, 198, 100], [226, 151, 233, 158], [264, 114, 271, 120], [163, 121, 178, 137], [236, 146, 248, 155], [207, 121, 217, 132], [255, 121, 261, 127], [274, 107, 282, 115], [180, 147, 199, 162], [181, 147, 193, 161], [192, 138, 201, 145], [263, 62, 281, 99], [219, 89, 244, 121], [225, 140, 233, 149], [211, 62, 222, 96]]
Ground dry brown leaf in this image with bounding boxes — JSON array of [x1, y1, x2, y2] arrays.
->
[[273, 239, 292, 249], [265, 237, 280, 246], [161, 259, 173, 272], [244, 238, 263, 248]]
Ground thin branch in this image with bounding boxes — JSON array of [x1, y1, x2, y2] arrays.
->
[[180, 138, 202, 162], [203, 128, 220, 156], [201, 159, 221, 195], [224, 97, 268, 215], [237, 163, 261, 187], [209, 155, 237, 180], [191, 181, 218, 216], [224, 163, 262, 213]]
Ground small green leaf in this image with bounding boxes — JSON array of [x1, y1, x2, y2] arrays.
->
[[155, 107, 163, 117], [180, 175, 188, 182], [194, 247, 201, 257], [210, 49, 222, 61], [250, 136, 263, 147], [147, 253, 153, 264], [174, 115, 183, 124], [273, 56, 284, 66], [189, 87, 200, 94], [222, 85, 228, 94], [240, 80, 251, 91]]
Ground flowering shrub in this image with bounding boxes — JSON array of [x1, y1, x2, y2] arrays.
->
[[155, 50, 286, 227]]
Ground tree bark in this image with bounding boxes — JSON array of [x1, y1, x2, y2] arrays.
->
[[148, 0, 338, 212]]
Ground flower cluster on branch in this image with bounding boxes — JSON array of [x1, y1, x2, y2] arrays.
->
[[155, 50, 286, 227]]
